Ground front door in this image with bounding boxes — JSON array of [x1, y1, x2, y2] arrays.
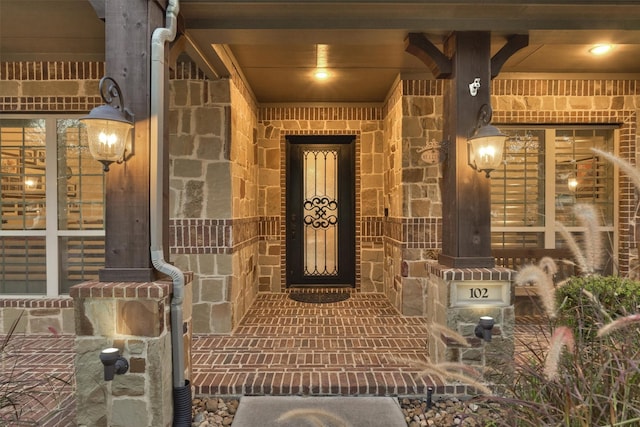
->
[[286, 135, 355, 287]]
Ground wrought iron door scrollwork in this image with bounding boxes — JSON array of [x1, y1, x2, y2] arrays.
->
[[303, 196, 338, 229]]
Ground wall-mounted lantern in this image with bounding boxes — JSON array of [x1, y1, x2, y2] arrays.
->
[[467, 104, 507, 177], [80, 77, 134, 172]]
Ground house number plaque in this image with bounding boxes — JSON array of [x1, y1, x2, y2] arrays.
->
[[450, 281, 510, 307]]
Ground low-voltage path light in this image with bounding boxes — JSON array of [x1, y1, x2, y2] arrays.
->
[[99, 347, 129, 381]]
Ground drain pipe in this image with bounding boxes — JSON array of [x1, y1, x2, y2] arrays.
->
[[150, 0, 191, 425]]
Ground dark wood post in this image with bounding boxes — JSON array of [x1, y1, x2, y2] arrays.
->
[[438, 32, 495, 268], [99, 0, 167, 281]]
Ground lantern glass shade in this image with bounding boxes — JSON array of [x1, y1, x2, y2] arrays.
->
[[80, 105, 133, 171], [468, 125, 507, 177]]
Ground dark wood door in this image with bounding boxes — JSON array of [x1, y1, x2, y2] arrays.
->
[[286, 135, 355, 287]]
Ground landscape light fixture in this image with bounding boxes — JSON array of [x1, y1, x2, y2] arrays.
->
[[80, 76, 134, 172], [468, 104, 507, 177], [99, 347, 129, 381], [474, 316, 495, 342]]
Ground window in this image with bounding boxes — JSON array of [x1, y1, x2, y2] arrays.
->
[[491, 126, 616, 273], [0, 117, 105, 295]]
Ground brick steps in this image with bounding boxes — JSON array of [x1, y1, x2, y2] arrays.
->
[[191, 292, 447, 397]]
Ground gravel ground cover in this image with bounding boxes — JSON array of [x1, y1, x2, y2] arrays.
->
[[192, 396, 510, 427]]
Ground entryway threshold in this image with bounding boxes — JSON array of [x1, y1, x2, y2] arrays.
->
[[231, 396, 406, 427]]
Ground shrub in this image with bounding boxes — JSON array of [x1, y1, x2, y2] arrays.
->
[[500, 276, 640, 426], [556, 275, 640, 339]]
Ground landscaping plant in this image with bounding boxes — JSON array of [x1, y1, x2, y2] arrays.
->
[[500, 149, 640, 426]]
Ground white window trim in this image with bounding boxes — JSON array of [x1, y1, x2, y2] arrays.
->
[[492, 126, 619, 272], [0, 115, 106, 297]]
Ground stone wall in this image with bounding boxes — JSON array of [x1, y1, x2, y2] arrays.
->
[[257, 106, 384, 292], [0, 61, 103, 111], [382, 80, 445, 315], [0, 298, 74, 335], [168, 64, 260, 333], [425, 264, 515, 376], [169, 73, 234, 334], [382, 80, 404, 308], [70, 277, 193, 427], [229, 77, 260, 328]]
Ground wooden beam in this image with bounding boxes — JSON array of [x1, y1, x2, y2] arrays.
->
[[87, 0, 105, 20], [438, 31, 494, 268], [172, 32, 228, 80], [491, 34, 529, 78], [99, 0, 167, 282], [404, 33, 452, 79]]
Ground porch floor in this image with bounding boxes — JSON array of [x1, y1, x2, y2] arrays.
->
[[0, 291, 548, 426], [190, 291, 549, 397], [191, 291, 434, 397]]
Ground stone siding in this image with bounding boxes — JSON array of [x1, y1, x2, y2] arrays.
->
[[383, 80, 404, 309], [2, 60, 640, 323], [0, 61, 103, 111], [169, 71, 260, 333], [0, 298, 74, 335], [70, 276, 193, 427], [382, 80, 444, 314], [257, 106, 383, 292]]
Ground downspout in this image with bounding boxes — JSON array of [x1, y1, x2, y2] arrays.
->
[[150, 1, 190, 425]]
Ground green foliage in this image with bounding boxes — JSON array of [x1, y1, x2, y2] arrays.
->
[[556, 275, 640, 338], [497, 273, 640, 427], [504, 290, 640, 426], [557, 275, 640, 315]]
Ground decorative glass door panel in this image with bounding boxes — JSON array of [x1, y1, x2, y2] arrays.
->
[[303, 149, 338, 276], [287, 136, 354, 287]]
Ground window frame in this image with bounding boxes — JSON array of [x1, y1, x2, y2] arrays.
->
[[0, 115, 105, 297], [491, 125, 619, 271]]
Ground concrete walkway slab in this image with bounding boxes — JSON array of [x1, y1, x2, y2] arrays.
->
[[231, 396, 407, 427]]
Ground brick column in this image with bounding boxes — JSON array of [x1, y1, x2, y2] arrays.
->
[[425, 264, 515, 377], [70, 275, 192, 427]]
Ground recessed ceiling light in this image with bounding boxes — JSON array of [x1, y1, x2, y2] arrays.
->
[[314, 44, 330, 80], [589, 44, 613, 55], [314, 69, 330, 80]]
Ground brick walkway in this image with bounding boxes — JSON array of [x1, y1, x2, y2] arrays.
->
[[0, 333, 76, 427], [0, 293, 547, 426]]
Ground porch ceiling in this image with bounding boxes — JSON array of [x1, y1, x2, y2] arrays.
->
[[1, 0, 640, 103]]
